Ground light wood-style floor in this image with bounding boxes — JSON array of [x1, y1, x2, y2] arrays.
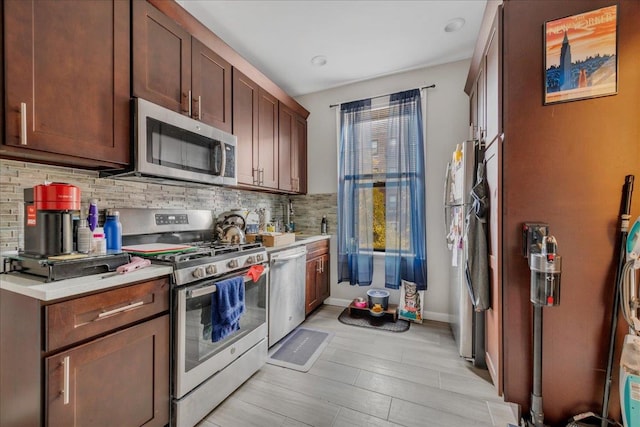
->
[[197, 304, 519, 427]]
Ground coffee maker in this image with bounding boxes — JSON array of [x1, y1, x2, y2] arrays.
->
[[24, 183, 81, 257]]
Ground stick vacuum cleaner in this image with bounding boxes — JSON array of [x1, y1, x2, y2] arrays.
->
[[523, 233, 562, 427]]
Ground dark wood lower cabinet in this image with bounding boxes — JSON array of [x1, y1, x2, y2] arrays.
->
[[305, 240, 330, 315], [0, 278, 170, 427], [45, 315, 169, 427]]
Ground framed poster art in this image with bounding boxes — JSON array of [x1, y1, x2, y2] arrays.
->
[[544, 5, 618, 105]]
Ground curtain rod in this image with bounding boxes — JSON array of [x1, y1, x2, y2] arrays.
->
[[328, 84, 435, 109]]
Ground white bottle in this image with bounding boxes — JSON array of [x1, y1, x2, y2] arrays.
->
[[77, 219, 92, 254], [92, 227, 107, 255]]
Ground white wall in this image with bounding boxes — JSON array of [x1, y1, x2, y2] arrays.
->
[[295, 59, 471, 322]]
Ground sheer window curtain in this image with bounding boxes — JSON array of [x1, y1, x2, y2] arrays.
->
[[384, 89, 427, 290], [337, 89, 427, 290], [337, 99, 374, 286]]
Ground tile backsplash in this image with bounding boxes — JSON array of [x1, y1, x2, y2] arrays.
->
[[0, 159, 336, 252]]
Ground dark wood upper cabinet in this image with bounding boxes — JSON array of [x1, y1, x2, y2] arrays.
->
[[257, 89, 279, 189], [294, 115, 308, 194], [133, 1, 232, 132], [279, 104, 307, 193], [3, 0, 130, 168], [233, 69, 260, 186], [232, 68, 279, 190], [191, 38, 232, 132], [133, 0, 191, 115]]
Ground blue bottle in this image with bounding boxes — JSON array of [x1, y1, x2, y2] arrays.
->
[[104, 209, 122, 252]]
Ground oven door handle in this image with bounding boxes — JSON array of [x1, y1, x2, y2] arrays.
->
[[187, 266, 269, 298], [188, 284, 218, 299]]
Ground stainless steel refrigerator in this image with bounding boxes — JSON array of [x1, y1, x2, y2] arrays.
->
[[444, 139, 486, 367]]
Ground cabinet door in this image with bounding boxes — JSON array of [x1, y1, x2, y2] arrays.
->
[[317, 254, 330, 303], [476, 63, 486, 142], [278, 104, 294, 192], [485, 15, 501, 146], [4, 0, 130, 166], [294, 115, 308, 194], [232, 69, 259, 186], [485, 135, 502, 395], [305, 258, 319, 314], [133, 0, 191, 115], [279, 105, 307, 194], [46, 315, 169, 427], [258, 88, 279, 189], [192, 38, 232, 132]]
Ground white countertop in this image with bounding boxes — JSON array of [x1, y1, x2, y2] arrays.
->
[[264, 234, 330, 253], [0, 264, 174, 301], [0, 235, 329, 301]]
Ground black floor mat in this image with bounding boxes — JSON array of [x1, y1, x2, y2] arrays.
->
[[337, 307, 410, 332]]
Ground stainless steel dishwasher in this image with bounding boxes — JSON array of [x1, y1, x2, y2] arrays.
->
[[268, 245, 307, 347]]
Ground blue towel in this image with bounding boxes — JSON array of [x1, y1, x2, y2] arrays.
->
[[211, 276, 245, 342]]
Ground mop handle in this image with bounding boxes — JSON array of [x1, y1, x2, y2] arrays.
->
[[621, 175, 634, 233], [601, 174, 635, 427]]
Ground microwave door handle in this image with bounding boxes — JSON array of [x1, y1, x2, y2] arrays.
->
[[219, 143, 227, 177]]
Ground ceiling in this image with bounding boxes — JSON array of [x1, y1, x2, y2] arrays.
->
[[176, 0, 488, 97]]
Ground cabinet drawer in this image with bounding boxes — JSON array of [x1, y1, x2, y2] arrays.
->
[[306, 239, 329, 260], [45, 278, 169, 352]]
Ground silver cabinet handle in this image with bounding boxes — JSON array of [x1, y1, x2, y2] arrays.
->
[[20, 102, 27, 145], [259, 168, 265, 185], [188, 90, 192, 117], [252, 168, 259, 185], [61, 356, 70, 405], [97, 301, 144, 319], [192, 95, 202, 120], [316, 259, 321, 274]]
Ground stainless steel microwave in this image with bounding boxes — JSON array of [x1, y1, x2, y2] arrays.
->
[[104, 98, 237, 186]]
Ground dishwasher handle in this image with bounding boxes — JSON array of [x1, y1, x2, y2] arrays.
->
[[270, 247, 307, 264], [271, 252, 306, 263]]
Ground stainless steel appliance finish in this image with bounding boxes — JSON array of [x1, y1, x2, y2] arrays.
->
[[119, 208, 268, 427], [103, 98, 237, 186], [444, 139, 485, 365], [268, 245, 307, 347]]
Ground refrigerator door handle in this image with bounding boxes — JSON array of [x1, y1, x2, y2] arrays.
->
[[443, 161, 452, 243]]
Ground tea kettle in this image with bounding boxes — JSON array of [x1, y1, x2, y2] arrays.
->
[[215, 212, 247, 244], [217, 224, 246, 244]]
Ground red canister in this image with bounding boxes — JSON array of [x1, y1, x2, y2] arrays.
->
[[33, 183, 81, 211]]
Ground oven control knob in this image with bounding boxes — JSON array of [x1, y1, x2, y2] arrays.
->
[[205, 264, 217, 275], [227, 259, 238, 269], [192, 267, 206, 279], [246, 256, 256, 265], [256, 254, 264, 262]]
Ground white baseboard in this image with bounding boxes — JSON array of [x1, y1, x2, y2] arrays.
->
[[324, 298, 451, 324]]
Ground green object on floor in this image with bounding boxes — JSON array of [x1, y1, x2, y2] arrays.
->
[[338, 307, 410, 332]]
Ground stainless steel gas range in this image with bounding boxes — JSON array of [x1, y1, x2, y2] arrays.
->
[[119, 209, 268, 427]]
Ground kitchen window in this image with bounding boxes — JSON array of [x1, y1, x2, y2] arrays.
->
[[337, 89, 427, 290]]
